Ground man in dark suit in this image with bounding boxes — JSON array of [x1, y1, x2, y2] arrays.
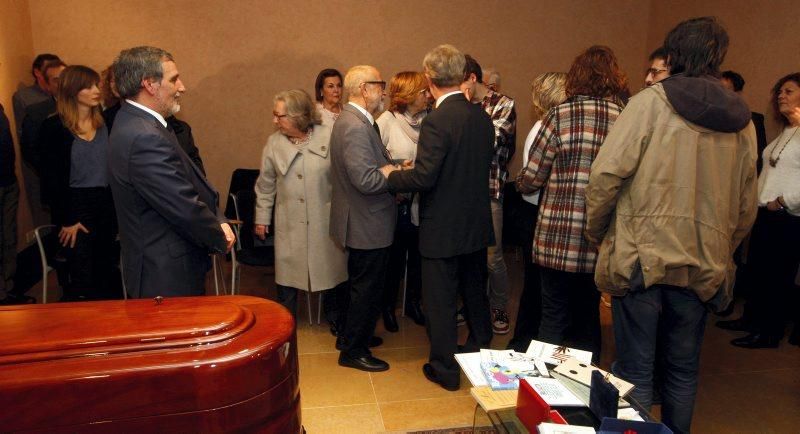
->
[[108, 46, 234, 298], [381, 45, 495, 390], [330, 65, 395, 372]]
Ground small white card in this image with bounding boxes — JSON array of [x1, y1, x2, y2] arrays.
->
[[552, 358, 634, 397], [525, 340, 593, 365]]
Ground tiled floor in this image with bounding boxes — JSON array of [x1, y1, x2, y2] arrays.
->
[[23, 252, 800, 433]]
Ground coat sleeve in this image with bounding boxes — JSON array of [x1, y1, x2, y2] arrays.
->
[[254, 141, 277, 226], [515, 108, 558, 194], [340, 123, 389, 195], [584, 95, 652, 244], [40, 118, 76, 227], [732, 128, 758, 250], [128, 130, 226, 253], [387, 116, 447, 192]]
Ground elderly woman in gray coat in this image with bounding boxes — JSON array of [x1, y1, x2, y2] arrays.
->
[[255, 89, 347, 317]]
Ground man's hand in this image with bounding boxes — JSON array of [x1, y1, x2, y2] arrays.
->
[[380, 164, 399, 178], [254, 224, 269, 240], [767, 197, 785, 212], [59, 223, 89, 248], [401, 159, 414, 170], [221, 223, 236, 253]]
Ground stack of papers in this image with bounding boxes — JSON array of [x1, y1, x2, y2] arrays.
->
[[525, 340, 593, 365], [538, 423, 596, 434], [524, 377, 584, 407]]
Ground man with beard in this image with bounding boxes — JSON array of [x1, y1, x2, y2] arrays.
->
[[108, 46, 234, 297], [330, 65, 394, 372]]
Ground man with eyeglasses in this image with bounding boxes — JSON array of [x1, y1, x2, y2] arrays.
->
[[329, 65, 394, 372], [645, 47, 670, 87]]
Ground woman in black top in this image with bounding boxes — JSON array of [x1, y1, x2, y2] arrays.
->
[[40, 65, 118, 301]]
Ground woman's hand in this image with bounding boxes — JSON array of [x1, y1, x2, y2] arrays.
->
[[767, 197, 785, 212], [254, 224, 269, 240], [59, 223, 89, 248]]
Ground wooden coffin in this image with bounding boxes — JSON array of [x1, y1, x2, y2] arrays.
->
[[0, 295, 300, 433]]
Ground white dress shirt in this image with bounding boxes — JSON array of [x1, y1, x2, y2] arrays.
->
[[348, 101, 374, 125], [435, 91, 463, 108], [126, 99, 167, 128]]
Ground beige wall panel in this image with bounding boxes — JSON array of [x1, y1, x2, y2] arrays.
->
[[28, 0, 651, 199], [0, 0, 34, 245]]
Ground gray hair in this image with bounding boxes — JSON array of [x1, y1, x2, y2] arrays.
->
[[113, 46, 174, 99], [344, 65, 377, 101], [423, 44, 465, 88], [531, 72, 567, 118], [274, 89, 321, 131]]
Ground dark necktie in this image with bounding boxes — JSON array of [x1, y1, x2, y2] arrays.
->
[[373, 122, 393, 162]]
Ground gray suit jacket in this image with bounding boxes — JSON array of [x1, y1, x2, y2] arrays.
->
[[329, 103, 396, 249], [108, 102, 226, 297]]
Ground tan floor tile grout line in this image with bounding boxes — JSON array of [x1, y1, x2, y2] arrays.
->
[[302, 402, 381, 410], [368, 372, 386, 432]]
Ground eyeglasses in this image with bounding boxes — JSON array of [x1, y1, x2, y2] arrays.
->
[[363, 80, 387, 90], [273, 112, 289, 119], [646, 68, 669, 76]]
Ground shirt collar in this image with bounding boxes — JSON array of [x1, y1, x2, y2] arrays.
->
[[126, 99, 168, 127], [348, 101, 374, 124], [435, 91, 463, 108]]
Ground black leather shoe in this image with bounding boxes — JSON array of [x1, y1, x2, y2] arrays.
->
[[405, 302, 426, 326], [383, 310, 399, 333], [731, 333, 780, 349], [0, 294, 36, 305], [336, 336, 383, 351], [422, 363, 459, 391], [338, 353, 389, 372], [716, 318, 751, 332]]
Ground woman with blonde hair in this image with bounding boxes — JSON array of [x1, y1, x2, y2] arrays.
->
[[375, 71, 431, 330], [254, 89, 347, 318], [507, 72, 567, 352], [40, 65, 118, 300]]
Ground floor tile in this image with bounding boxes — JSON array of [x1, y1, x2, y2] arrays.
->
[[302, 403, 384, 434], [369, 346, 471, 402], [379, 396, 490, 432], [299, 352, 376, 408]]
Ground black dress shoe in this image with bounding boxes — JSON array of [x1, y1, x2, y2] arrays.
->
[[405, 302, 426, 326], [383, 310, 399, 333], [0, 294, 36, 305], [336, 335, 383, 351], [422, 363, 459, 391], [716, 318, 751, 332], [731, 333, 780, 349], [338, 353, 389, 372]]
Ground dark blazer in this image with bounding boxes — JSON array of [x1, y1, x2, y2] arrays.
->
[[104, 103, 207, 175], [108, 102, 226, 297], [39, 115, 80, 226], [751, 112, 767, 173], [20, 97, 56, 175], [388, 93, 495, 258], [329, 103, 397, 249]]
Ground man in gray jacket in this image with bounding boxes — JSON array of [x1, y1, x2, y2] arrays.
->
[[330, 65, 395, 372]]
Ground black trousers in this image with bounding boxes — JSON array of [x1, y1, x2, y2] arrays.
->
[[423, 248, 492, 387], [276, 281, 348, 321], [538, 266, 601, 363], [747, 208, 800, 338], [340, 246, 391, 358], [383, 204, 422, 311], [507, 201, 542, 352], [65, 187, 119, 300]]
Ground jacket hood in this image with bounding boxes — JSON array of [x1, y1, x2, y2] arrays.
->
[[661, 74, 751, 133]]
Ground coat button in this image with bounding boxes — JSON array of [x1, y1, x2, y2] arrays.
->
[[298, 174, 303, 179], [643, 266, 650, 272], [321, 145, 327, 151], [299, 198, 305, 203]]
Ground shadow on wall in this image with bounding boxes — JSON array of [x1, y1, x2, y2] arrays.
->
[[181, 51, 343, 209]]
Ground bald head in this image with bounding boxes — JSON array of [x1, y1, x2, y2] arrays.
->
[[344, 65, 385, 115], [345, 65, 379, 100]]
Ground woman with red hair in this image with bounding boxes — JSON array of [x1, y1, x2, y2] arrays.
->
[[516, 46, 628, 361]]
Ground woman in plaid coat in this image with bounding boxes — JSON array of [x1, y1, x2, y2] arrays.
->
[[516, 46, 628, 361]]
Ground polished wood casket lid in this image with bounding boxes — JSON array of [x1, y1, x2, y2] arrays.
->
[[0, 295, 299, 433]]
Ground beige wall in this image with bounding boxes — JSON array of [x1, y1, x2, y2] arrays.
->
[[646, 0, 799, 139], [26, 0, 651, 199], [0, 0, 34, 244]]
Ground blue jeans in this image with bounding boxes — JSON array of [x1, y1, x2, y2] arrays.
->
[[611, 284, 707, 434]]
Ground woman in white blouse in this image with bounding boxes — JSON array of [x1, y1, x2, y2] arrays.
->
[[730, 72, 800, 349], [254, 89, 347, 318], [375, 71, 431, 331], [507, 72, 567, 352], [314, 69, 343, 127]]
